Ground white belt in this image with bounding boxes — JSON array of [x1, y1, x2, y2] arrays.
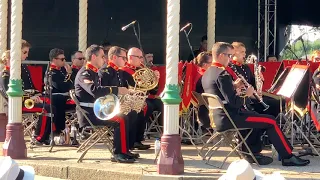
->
[[52, 92, 69, 96], [79, 102, 94, 107]]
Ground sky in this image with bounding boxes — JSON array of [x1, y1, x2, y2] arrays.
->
[[289, 25, 320, 43]]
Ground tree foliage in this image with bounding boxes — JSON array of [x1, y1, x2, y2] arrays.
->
[[282, 39, 320, 59]]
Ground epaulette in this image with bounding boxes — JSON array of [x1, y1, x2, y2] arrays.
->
[[101, 67, 109, 74], [1, 70, 9, 78], [81, 70, 90, 77]]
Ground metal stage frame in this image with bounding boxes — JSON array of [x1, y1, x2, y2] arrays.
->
[[258, 0, 277, 62]]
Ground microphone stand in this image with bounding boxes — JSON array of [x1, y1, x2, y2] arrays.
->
[[131, 21, 148, 66], [181, 24, 195, 60], [46, 66, 55, 152]]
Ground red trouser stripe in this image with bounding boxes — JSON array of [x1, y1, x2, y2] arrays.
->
[[110, 116, 127, 154], [143, 105, 148, 117], [246, 116, 292, 154], [307, 104, 320, 131], [22, 107, 54, 141]]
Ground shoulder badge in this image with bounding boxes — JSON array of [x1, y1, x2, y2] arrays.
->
[[81, 70, 90, 77], [102, 68, 110, 74], [83, 79, 94, 84]]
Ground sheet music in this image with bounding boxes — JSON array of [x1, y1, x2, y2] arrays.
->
[[277, 66, 307, 98]]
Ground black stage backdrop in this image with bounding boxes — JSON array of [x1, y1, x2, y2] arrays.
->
[[5, 0, 320, 65]]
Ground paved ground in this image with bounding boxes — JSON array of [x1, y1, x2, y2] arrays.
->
[[1, 138, 320, 180], [35, 176, 69, 180]]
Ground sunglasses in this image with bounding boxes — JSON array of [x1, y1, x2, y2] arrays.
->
[[55, 57, 66, 61], [76, 57, 85, 60]]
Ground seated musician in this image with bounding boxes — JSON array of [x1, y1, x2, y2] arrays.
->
[[202, 42, 310, 166], [98, 46, 146, 155], [44, 48, 75, 135], [121, 47, 160, 150], [193, 52, 212, 130], [310, 50, 320, 131], [70, 51, 85, 83], [0, 40, 57, 145], [76, 45, 137, 163], [144, 52, 164, 126], [231, 42, 281, 117]]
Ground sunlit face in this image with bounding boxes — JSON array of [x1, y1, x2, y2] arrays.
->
[[234, 46, 246, 64], [218, 48, 234, 67], [94, 49, 106, 68], [313, 53, 320, 62], [128, 50, 144, 67], [21, 47, 29, 61], [113, 50, 127, 68]]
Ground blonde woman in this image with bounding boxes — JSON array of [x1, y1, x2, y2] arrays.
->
[[0, 50, 10, 71]]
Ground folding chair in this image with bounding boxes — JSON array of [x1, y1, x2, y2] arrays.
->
[[69, 89, 115, 163], [0, 91, 39, 145], [201, 93, 259, 168], [144, 111, 162, 139]]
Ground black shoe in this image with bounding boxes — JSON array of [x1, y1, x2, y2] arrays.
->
[[134, 142, 151, 150], [244, 154, 273, 165], [127, 152, 140, 159], [282, 155, 310, 166], [111, 154, 135, 163]]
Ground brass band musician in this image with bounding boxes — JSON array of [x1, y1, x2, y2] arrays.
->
[[75, 45, 136, 163]]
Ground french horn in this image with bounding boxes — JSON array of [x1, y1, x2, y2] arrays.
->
[[94, 64, 159, 120], [24, 99, 35, 109]]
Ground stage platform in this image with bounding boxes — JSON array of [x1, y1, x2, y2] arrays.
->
[[1, 139, 320, 180]]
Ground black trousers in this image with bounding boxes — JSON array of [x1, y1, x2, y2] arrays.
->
[[146, 98, 163, 125], [23, 103, 56, 142], [51, 94, 75, 133], [224, 111, 293, 159], [197, 105, 211, 129], [77, 108, 137, 154], [135, 102, 154, 144], [309, 100, 320, 132], [241, 96, 285, 153]]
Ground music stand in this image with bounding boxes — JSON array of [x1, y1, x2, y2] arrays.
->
[[277, 64, 320, 156]]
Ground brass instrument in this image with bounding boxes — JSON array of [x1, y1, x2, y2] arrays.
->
[[94, 65, 159, 120], [229, 63, 270, 111], [24, 99, 35, 109]]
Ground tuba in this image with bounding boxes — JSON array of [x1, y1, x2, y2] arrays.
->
[[94, 64, 159, 120]]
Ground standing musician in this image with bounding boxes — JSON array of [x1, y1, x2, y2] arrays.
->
[[121, 47, 160, 150], [202, 42, 310, 166], [193, 52, 212, 130], [97, 45, 140, 158], [44, 48, 75, 135], [0, 40, 57, 145], [75, 45, 136, 163], [70, 51, 85, 83]]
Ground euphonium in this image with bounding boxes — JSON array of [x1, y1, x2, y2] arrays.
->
[[94, 63, 158, 120], [24, 99, 35, 109], [93, 94, 120, 120]]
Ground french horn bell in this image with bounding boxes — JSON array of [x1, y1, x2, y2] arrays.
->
[[24, 99, 35, 109]]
